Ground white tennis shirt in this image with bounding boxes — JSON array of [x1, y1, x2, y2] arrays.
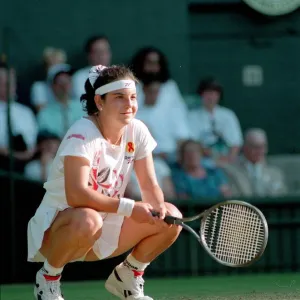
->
[[41, 117, 157, 210]]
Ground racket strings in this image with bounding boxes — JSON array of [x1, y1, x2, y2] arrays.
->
[[203, 204, 265, 265]]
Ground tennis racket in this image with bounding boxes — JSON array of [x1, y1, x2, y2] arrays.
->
[[153, 200, 268, 267]]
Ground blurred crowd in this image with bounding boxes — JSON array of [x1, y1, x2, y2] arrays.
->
[[0, 35, 299, 200]]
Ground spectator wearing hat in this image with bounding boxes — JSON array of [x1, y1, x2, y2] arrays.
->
[[188, 77, 243, 164], [30, 47, 67, 112], [37, 64, 84, 138], [24, 131, 61, 182], [72, 35, 112, 100]]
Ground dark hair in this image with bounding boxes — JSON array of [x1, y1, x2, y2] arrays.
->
[[84, 35, 109, 54], [130, 46, 170, 83], [37, 130, 60, 144], [0, 62, 8, 70], [141, 73, 162, 87], [197, 77, 223, 96], [52, 70, 73, 84], [178, 139, 202, 164], [80, 65, 138, 115]]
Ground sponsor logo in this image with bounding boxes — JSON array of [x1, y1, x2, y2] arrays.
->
[[124, 155, 134, 164], [67, 134, 85, 140]]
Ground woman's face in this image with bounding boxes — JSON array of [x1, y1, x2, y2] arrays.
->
[[143, 52, 161, 74], [201, 90, 220, 109], [182, 143, 202, 167], [96, 84, 138, 126]]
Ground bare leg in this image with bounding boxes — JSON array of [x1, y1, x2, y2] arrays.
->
[[85, 202, 182, 262], [40, 208, 103, 267]]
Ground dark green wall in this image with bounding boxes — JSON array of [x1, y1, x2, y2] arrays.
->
[[0, 0, 190, 91], [189, 6, 300, 153]]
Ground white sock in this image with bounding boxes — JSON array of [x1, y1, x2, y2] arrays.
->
[[41, 260, 64, 276], [123, 253, 150, 272]]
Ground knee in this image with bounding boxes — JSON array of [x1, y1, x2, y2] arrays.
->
[[69, 208, 103, 242], [165, 202, 182, 219], [164, 202, 183, 236]]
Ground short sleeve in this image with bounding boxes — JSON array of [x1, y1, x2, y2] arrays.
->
[[59, 129, 95, 164], [134, 120, 157, 160], [222, 111, 243, 146]]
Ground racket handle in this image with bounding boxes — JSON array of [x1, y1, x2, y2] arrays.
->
[[151, 211, 179, 225]]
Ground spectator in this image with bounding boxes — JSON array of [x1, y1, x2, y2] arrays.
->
[[188, 78, 243, 163], [72, 35, 111, 100], [30, 47, 67, 112], [171, 140, 231, 200], [0, 63, 38, 172], [130, 46, 188, 113], [136, 75, 190, 161], [37, 64, 83, 138], [24, 131, 60, 182], [126, 156, 175, 201], [223, 128, 287, 197]]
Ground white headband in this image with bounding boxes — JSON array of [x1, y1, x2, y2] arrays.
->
[[95, 80, 136, 95]]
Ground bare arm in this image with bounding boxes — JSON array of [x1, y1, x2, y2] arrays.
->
[[134, 154, 166, 217], [64, 156, 120, 212]]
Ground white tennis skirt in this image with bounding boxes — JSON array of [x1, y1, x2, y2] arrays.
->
[[27, 203, 124, 262]]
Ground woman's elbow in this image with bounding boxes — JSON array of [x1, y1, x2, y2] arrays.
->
[[66, 187, 86, 207]]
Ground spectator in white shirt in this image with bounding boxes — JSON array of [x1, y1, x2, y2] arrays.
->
[[188, 78, 243, 164], [136, 75, 190, 161], [30, 47, 67, 112], [72, 35, 111, 100], [37, 64, 83, 138], [130, 46, 188, 114], [0, 63, 38, 172]]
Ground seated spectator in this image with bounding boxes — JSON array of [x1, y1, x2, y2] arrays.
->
[[72, 35, 111, 100], [30, 47, 67, 112], [37, 64, 84, 138], [130, 46, 188, 113], [188, 78, 243, 163], [0, 63, 37, 173], [24, 131, 60, 182], [136, 76, 190, 161], [125, 157, 175, 200], [171, 140, 231, 200], [223, 128, 287, 197]]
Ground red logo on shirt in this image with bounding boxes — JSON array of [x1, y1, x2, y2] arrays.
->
[[126, 142, 135, 153], [67, 134, 85, 140]]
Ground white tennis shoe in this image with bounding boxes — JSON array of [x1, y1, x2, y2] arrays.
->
[[34, 269, 64, 300], [105, 263, 153, 300]]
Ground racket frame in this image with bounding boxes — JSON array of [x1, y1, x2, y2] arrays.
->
[[161, 200, 269, 267]]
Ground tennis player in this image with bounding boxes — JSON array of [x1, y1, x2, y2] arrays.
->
[[27, 64, 182, 300]]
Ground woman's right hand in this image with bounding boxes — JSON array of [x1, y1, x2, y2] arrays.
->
[[131, 202, 155, 224]]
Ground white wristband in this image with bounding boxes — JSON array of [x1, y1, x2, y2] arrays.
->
[[117, 198, 135, 217]]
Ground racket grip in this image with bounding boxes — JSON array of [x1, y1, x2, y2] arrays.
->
[[151, 211, 179, 225]]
